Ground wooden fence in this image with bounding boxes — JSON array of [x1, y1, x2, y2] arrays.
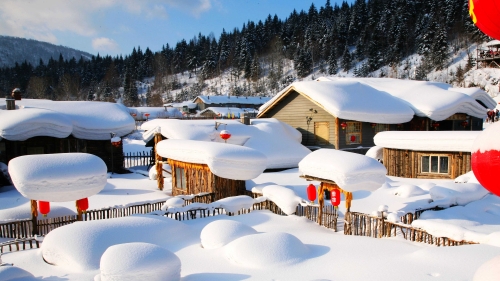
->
[[123, 151, 154, 169], [344, 211, 476, 246], [0, 237, 40, 254]]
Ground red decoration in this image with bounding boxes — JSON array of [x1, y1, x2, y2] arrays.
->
[[461, 120, 469, 128], [371, 123, 377, 128], [111, 139, 121, 147], [144, 113, 150, 118], [469, 0, 500, 40], [131, 113, 137, 117], [39, 201, 50, 217], [471, 122, 500, 197], [350, 135, 356, 142], [306, 184, 316, 203], [76, 198, 89, 212], [220, 130, 231, 143], [431, 122, 440, 129], [330, 189, 341, 206], [340, 122, 347, 130]]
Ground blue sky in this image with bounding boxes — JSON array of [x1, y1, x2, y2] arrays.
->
[[0, 0, 351, 57]]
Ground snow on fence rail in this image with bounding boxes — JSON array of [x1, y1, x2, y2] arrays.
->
[[0, 237, 40, 254], [123, 151, 154, 169]]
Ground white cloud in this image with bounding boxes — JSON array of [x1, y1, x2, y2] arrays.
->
[[92, 37, 120, 53]]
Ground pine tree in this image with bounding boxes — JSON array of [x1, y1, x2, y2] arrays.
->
[[327, 51, 338, 75], [341, 46, 351, 72]]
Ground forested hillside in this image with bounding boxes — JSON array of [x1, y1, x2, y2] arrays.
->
[[0, 0, 489, 105]]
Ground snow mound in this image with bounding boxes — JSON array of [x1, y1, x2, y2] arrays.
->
[[393, 184, 427, 198], [95, 242, 181, 281], [9, 153, 107, 202], [455, 171, 479, 184], [299, 149, 387, 192], [429, 183, 489, 206], [225, 232, 309, 268], [200, 220, 257, 249], [216, 195, 257, 213], [365, 146, 383, 162], [261, 185, 303, 215], [157, 139, 267, 180], [0, 108, 72, 141], [148, 164, 171, 180], [473, 255, 500, 281], [0, 265, 35, 280], [164, 197, 185, 208], [41, 215, 194, 271]]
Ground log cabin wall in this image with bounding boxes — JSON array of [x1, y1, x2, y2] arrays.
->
[[258, 90, 337, 148], [383, 148, 471, 179], [169, 159, 246, 200]]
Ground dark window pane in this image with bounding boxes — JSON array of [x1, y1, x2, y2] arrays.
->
[[440, 157, 449, 173], [431, 156, 439, 173], [422, 156, 429, 172]]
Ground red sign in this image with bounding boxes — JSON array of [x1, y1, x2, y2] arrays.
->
[[330, 189, 341, 206]]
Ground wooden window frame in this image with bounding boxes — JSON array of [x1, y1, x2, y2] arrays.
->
[[420, 154, 450, 175], [346, 122, 362, 145], [314, 121, 330, 145], [175, 167, 187, 190], [374, 124, 390, 134]]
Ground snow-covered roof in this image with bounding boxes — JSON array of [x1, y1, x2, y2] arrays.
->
[[374, 131, 481, 152], [485, 40, 500, 47], [298, 149, 387, 192], [163, 101, 197, 109], [449, 87, 497, 109], [0, 99, 135, 140], [197, 107, 258, 117], [8, 153, 107, 202], [156, 139, 267, 180], [142, 118, 311, 169], [319, 77, 488, 121], [194, 95, 271, 105], [129, 107, 183, 119], [259, 79, 415, 124], [260, 77, 489, 123]]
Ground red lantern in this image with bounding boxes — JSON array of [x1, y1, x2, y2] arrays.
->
[[350, 135, 356, 142], [330, 189, 341, 206], [220, 130, 231, 143], [461, 120, 469, 128], [472, 122, 500, 196], [432, 122, 440, 129], [76, 198, 89, 213], [469, 0, 500, 40], [371, 123, 377, 128], [306, 184, 316, 203], [131, 113, 137, 117], [340, 122, 347, 130], [39, 201, 50, 217], [111, 137, 121, 147]]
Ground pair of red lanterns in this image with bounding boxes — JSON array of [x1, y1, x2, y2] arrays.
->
[[306, 184, 341, 206], [38, 198, 89, 217]]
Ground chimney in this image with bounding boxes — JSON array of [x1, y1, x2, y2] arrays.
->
[[6, 95, 15, 110], [240, 112, 250, 125], [12, 88, 22, 100]]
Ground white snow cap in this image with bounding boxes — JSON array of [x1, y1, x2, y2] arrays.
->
[[374, 131, 481, 152], [9, 153, 107, 202], [472, 121, 500, 153], [195, 95, 270, 105], [365, 146, 383, 161], [156, 139, 267, 180], [142, 118, 310, 169], [262, 185, 304, 215], [200, 220, 257, 249], [260, 79, 415, 123], [317, 77, 490, 120], [298, 149, 387, 192], [0, 266, 35, 280], [97, 242, 181, 281], [0, 98, 134, 140]]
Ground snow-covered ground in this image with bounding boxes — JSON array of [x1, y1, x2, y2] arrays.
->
[[1, 123, 500, 280]]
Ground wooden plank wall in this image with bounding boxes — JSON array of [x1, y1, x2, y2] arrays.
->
[[383, 148, 471, 179]]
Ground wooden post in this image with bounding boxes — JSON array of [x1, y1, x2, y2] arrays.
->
[[154, 130, 164, 191], [30, 200, 38, 236]]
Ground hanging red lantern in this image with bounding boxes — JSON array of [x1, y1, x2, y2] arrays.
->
[[220, 130, 231, 143], [469, 0, 500, 40], [306, 184, 316, 203], [330, 189, 341, 206], [76, 198, 89, 213], [131, 113, 137, 118], [340, 122, 347, 130], [431, 122, 440, 129], [144, 113, 150, 120], [111, 137, 121, 147], [472, 122, 500, 197], [370, 123, 377, 128], [461, 120, 469, 128], [350, 135, 356, 142], [39, 201, 50, 217]]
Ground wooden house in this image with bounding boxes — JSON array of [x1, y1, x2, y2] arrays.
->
[[258, 78, 491, 153], [374, 131, 480, 179], [156, 139, 267, 200], [0, 97, 134, 173], [193, 95, 271, 111], [476, 40, 500, 69]]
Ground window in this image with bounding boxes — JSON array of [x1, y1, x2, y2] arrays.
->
[[421, 155, 449, 174], [346, 122, 362, 145], [374, 124, 390, 134], [175, 167, 187, 190], [314, 122, 330, 145]]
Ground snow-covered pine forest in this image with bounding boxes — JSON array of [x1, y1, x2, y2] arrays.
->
[[0, 0, 490, 105]]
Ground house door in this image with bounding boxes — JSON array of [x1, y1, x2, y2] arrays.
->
[[314, 122, 330, 145]]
